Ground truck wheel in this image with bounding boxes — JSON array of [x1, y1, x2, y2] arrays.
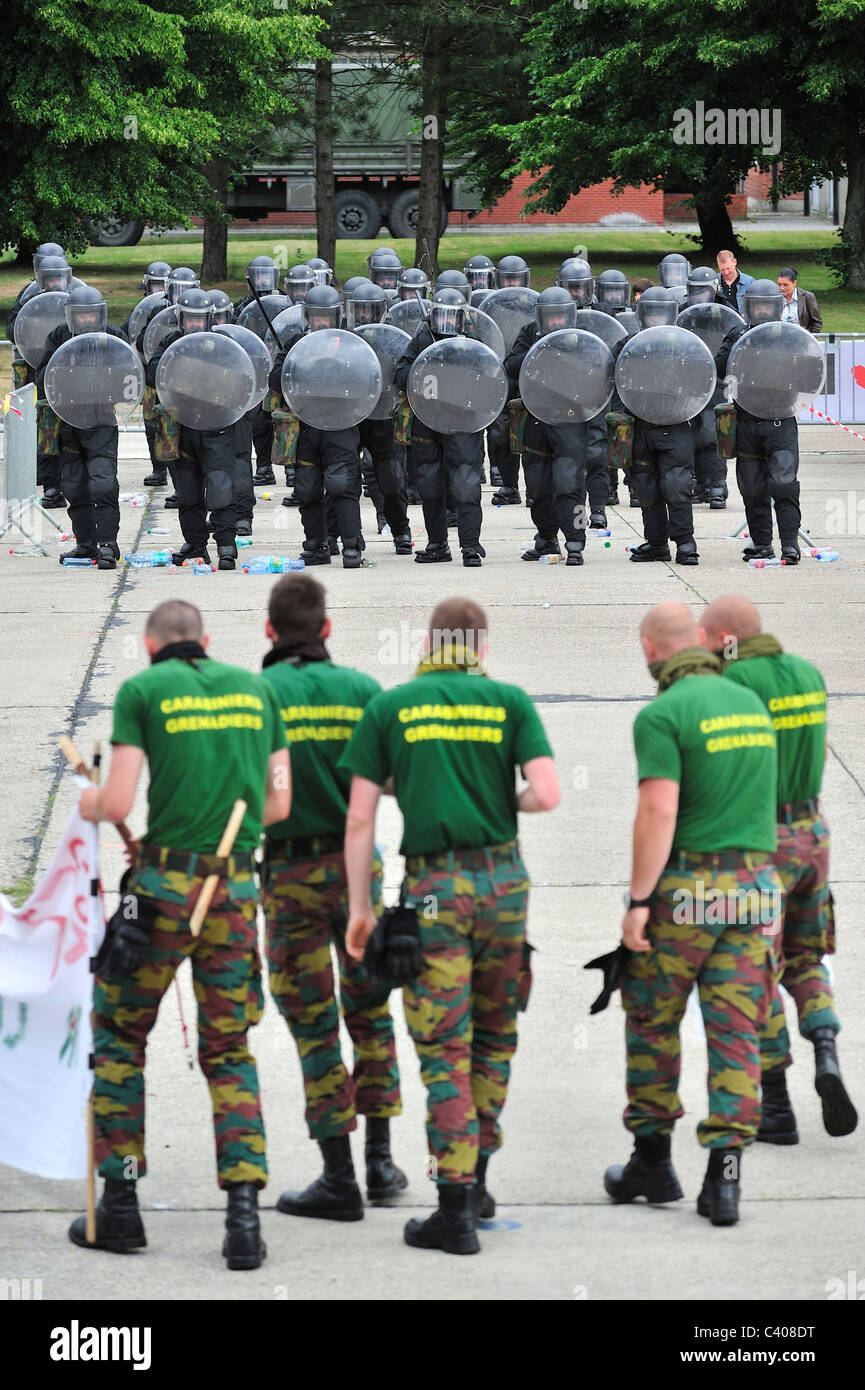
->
[[334, 190, 381, 239], [387, 190, 449, 240], [86, 216, 145, 247]]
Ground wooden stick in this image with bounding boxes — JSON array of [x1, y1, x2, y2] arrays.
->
[[189, 800, 247, 938], [59, 736, 136, 849], [85, 740, 100, 1245]]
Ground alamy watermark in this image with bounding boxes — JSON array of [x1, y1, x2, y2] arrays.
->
[[672, 102, 781, 158]]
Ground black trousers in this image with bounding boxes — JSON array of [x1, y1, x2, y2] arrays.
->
[[296, 425, 362, 545], [691, 385, 728, 493], [585, 409, 610, 512], [735, 413, 800, 546], [487, 410, 520, 490], [250, 402, 274, 471], [411, 427, 483, 549], [358, 418, 409, 535], [232, 417, 257, 524], [631, 421, 695, 547], [176, 427, 237, 552], [522, 419, 588, 545], [59, 423, 120, 549], [37, 452, 63, 493]]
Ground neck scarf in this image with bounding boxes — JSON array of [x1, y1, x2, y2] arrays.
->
[[724, 633, 783, 665], [651, 646, 722, 693], [415, 642, 487, 678], [262, 637, 330, 669], [151, 640, 208, 667]]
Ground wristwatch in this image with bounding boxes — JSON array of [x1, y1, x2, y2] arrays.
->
[[623, 893, 653, 910]]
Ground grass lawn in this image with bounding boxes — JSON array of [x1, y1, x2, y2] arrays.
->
[[2, 229, 862, 392]]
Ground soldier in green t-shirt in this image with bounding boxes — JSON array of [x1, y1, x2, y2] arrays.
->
[[258, 574, 407, 1222], [703, 595, 857, 1144], [605, 601, 782, 1228], [340, 596, 559, 1255], [71, 600, 289, 1271]]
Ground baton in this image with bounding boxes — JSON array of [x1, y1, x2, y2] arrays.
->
[[188, 799, 247, 938], [59, 737, 136, 851], [245, 276, 287, 352]]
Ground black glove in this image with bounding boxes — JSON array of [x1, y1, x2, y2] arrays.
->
[[362, 916, 390, 987], [96, 871, 158, 981], [362, 897, 423, 988], [583, 942, 633, 1015]]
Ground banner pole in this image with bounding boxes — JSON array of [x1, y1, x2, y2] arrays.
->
[[85, 742, 100, 1244]]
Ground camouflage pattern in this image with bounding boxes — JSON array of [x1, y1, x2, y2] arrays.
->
[[621, 850, 780, 1148], [12, 353, 33, 390], [761, 809, 839, 1071], [262, 848, 401, 1141], [153, 403, 181, 464], [402, 842, 530, 1186], [508, 397, 527, 455], [36, 400, 60, 457], [714, 400, 737, 460], [262, 388, 281, 415], [93, 853, 267, 1188], [606, 411, 635, 472], [393, 389, 413, 446], [271, 409, 300, 468], [141, 384, 158, 424]]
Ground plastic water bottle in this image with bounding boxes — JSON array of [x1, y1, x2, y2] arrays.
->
[[242, 558, 271, 574], [380, 525, 392, 539], [590, 528, 612, 537], [538, 554, 564, 565], [808, 548, 839, 563], [124, 551, 173, 567], [193, 563, 213, 575], [360, 557, 377, 568], [237, 536, 253, 548], [748, 557, 785, 568], [62, 556, 95, 567], [145, 527, 171, 536]]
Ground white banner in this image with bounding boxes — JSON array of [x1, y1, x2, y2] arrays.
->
[[0, 781, 105, 1179]]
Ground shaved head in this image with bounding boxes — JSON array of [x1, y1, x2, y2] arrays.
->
[[145, 600, 203, 646], [702, 594, 762, 649], [640, 602, 702, 661]]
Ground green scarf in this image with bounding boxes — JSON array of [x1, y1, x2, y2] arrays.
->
[[651, 646, 722, 693], [723, 633, 783, 665], [415, 642, 487, 678]]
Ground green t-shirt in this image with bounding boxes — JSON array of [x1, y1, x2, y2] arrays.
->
[[633, 673, 777, 853], [338, 668, 553, 855], [112, 656, 286, 853], [723, 651, 826, 804], [260, 657, 382, 839]]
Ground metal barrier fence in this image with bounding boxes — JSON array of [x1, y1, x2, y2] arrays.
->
[[0, 383, 62, 554]]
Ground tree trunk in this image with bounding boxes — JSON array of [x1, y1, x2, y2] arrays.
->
[[692, 188, 742, 258], [315, 35, 335, 272], [842, 118, 865, 290], [14, 240, 36, 268], [201, 157, 230, 282], [415, 26, 445, 278]]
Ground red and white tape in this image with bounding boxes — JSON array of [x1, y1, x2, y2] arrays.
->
[[807, 405, 865, 443]]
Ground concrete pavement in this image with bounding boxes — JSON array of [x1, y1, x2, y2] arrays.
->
[[1, 425, 863, 1300]]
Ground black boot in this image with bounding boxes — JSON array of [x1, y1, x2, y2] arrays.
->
[[222, 1182, 265, 1270], [42, 488, 66, 509], [163, 493, 179, 509], [143, 467, 168, 487], [697, 1148, 741, 1227], [708, 487, 727, 510], [404, 1183, 480, 1255], [301, 540, 332, 565], [675, 539, 699, 566], [59, 543, 97, 565], [565, 541, 584, 567], [781, 544, 801, 565], [281, 492, 301, 508], [589, 510, 607, 529], [393, 531, 414, 555], [521, 538, 560, 562], [341, 536, 363, 570], [742, 543, 774, 561], [236, 517, 253, 537], [811, 1027, 858, 1136], [276, 1135, 364, 1222], [414, 542, 452, 564], [473, 1152, 496, 1221], [69, 1178, 146, 1252], [252, 466, 276, 486], [604, 1132, 683, 1204], [757, 1065, 799, 1145], [365, 1117, 409, 1204], [173, 542, 211, 565], [217, 546, 236, 571], [628, 541, 671, 563], [97, 544, 118, 571]]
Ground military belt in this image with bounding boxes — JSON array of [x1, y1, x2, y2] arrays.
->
[[405, 839, 520, 874], [776, 798, 820, 825], [137, 844, 256, 876], [667, 848, 774, 873], [263, 832, 344, 863]]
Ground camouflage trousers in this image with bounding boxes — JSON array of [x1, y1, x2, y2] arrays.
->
[[262, 845, 401, 1141], [403, 841, 530, 1185], [761, 807, 838, 1071], [621, 849, 780, 1149], [93, 850, 267, 1188]]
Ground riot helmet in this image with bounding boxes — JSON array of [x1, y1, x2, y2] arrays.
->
[[686, 266, 719, 306], [367, 248, 404, 291], [345, 282, 388, 329], [36, 256, 71, 293], [302, 284, 341, 331], [306, 257, 334, 287], [434, 269, 471, 302], [167, 267, 200, 305], [658, 253, 692, 292], [65, 286, 108, 336], [536, 286, 578, 336], [246, 255, 280, 295], [33, 242, 65, 272], [430, 288, 466, 337], [556, 257, 594, 306], [464, 255, 495, 292], [285, 263, 316, 303], [743, 278, 785, 326], [176, 287, 214, 335], [595, 268, 630, 314], [206, 289, 233, 325], [397, 268, 430, 301], [142, 261, 172, 296], [496, 255, 531, 289], [636, 286, 679, 329]]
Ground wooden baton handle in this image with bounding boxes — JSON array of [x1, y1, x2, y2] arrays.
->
[[59, 736, 137, 849], [189, 799, 247, 938]]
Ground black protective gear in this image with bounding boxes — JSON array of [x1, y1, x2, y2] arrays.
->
[[358, 419, 409, 536], [36, 255, 71, 293], [206, 289, 233, 325], [757, 1066, 799, 1145], [223, 1183, 265, 1269], [397, 268, 430, 301], [166, 266, 200, 305], [277, 1135, 363, 1221], [636, 286, 679, 329], [429, 288, 467, 337], [735, 415, 801, 547], [743, 278, 784, 325], [245, 255, 280, 295], [434, 269, 471, 302], [697, 1149, 741, 1226], [365, 1117, 409, 1203], [404, 1184, 480, 1255], [58, 422, 120, 548], [34, 242, 66, 271], [294, 424, 362, 548], [286, 263, 315, 303], [176, 287, 214, 335], [463, 255, 495, 292], [604, 1133, 684, 1204], [69, 1178, 146, 1252], [306, 256, 333, 286], [630, 421, 695, 548], [686, 266, 720, 306], [556, 257, 594, 305], [345, 282, 388, 328], [174, 426, 238, 552], [496, 254, 530, 289], [302, 285, 341, 332], [64, 285, 108, 336], [536, 286, 578, 335], [367, 248, 403, 291], [596, 268, 630, 314]]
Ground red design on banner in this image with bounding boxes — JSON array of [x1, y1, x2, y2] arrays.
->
[[852, 365, 865, 389]]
